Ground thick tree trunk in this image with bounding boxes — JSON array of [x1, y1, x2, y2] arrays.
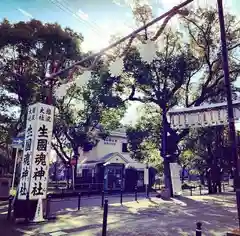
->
[[211, 167, 218, 194], [207, 178, 213, 194], [200, 173, 205, 185], [181, 165, 186, 184], [206, 169, 213, 194], [163, 158, 173, 196], [217, 180, 222, 193]]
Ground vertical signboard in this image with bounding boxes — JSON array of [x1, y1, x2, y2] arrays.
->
[[144, 166, 149, 185], [18, 104, 39, 200], [170, 163, 182, 196], [29, 103, 54, 200]]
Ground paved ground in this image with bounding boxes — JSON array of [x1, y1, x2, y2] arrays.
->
[[0, 189, 238, 235]]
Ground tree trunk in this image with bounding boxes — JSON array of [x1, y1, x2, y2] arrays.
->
[[200, 173, 205, 185], [163, 158, 173, 196], [207, 178, 212, 193], [181, 165, 186, 184], [54, 162, 57, 181], [217, 180, 222, 193], [206, 169, 213, 194], [211, 167, 218, 194], [67, 166, 70, 188], [73, 146, 79, 188]]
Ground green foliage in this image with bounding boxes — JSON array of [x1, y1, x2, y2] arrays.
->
[[179, 149, 195, 168], [110, 6, 240, 172], [182, 126, 232, 174], [52, 69, 126, 163], [0, 19, 83, 148], [0, 18, 126, 165], [126, 104, 162, 172]]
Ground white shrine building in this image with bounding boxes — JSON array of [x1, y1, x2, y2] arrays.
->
[[76, 127, 149, 191]]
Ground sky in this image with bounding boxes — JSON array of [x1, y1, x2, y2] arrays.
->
[[1, 0, 240, 126]]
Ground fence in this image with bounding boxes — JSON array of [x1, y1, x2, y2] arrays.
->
[[153, 179, 233, 196], [48, 182, 104, 193], [182, 181, 233, 197], [6, 181, 234, 235], [44, 189, 204, 236], [43, 185, 151, 217]]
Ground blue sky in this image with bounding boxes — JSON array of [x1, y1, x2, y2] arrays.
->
[[1, 0, 240, 52], [0, 0, 136, 52], [1, 0, 240, 125]]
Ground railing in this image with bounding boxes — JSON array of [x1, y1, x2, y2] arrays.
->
[[153, 180, 233, 196], [182, 181, 232, 196], [42, 190, 204, 236]]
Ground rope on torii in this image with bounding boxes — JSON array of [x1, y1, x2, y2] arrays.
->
[[49, 0, 194, 99]]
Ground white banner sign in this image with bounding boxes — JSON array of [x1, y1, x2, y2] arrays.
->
[[29, 103, 54, 200], [144, 167, 149, 185], [170, 163, 182, 196], [18, 104, 39, 200], [168, 103, 240, 130]]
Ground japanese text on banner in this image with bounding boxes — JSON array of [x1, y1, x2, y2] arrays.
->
[[18, 104, 38, 200], [29, 104, 54, 200]]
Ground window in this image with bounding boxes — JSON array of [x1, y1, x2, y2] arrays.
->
[[122, 143, 129, 153], [82, 169, 89, 178]]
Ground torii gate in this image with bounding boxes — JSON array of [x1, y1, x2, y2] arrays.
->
[[168, 100, 240, 130]]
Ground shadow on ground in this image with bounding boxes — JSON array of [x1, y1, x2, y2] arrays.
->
[[0, 193, 238, 235]]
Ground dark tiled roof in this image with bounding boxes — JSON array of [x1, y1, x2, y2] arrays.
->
[[98, 152, 129, 164], [84, 160, 98, 163], [99, 152, 117, 162]]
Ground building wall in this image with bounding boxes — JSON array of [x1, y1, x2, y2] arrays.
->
[[82, 131, 129, 162]]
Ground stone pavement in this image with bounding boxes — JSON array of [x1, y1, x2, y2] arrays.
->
[[4, 192, 237, 236]]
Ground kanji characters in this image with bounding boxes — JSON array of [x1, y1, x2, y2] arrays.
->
[[27, 106, 36, 121], [35, 152, 46, 166], [23, 153, 30, 165], [45, 116, 51, 122], [32, 166, 45, 181], [39, 114, 45, 121], [46, 108, 51, 115], [22, 167, 29, 178], [31, 114, 35, 120], [38, 124, 48, 138], [40, 107, 45, 114], [20, 182, 27, 196], [26, 125, 33, 137], [25, 139, 32, 151], [31, 182, 44, 196], [37, 139, 47, 151]]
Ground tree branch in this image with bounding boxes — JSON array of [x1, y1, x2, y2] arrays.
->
[[151, 9, 188, 41], [52, 130, 70, 162], [51, 142, 68, 165], [128, 84, 158, 104]]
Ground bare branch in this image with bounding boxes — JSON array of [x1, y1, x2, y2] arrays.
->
[[51, 142, 68, 164], [52, 130, 70, 162], [128, 84, 158, 104], [151, 9, 188, 41], [185, 64, 204, 107]]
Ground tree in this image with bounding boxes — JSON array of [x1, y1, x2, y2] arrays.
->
[[0, 18, 127, 178], [126, 104, 163, 171], [51, 62, 127, 181], [103, 5, 240, 189], [182, 125, 232, 193], [0, 19, 83, 157], [52, 79, 126, 164], [178, 149, 195, 183]]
